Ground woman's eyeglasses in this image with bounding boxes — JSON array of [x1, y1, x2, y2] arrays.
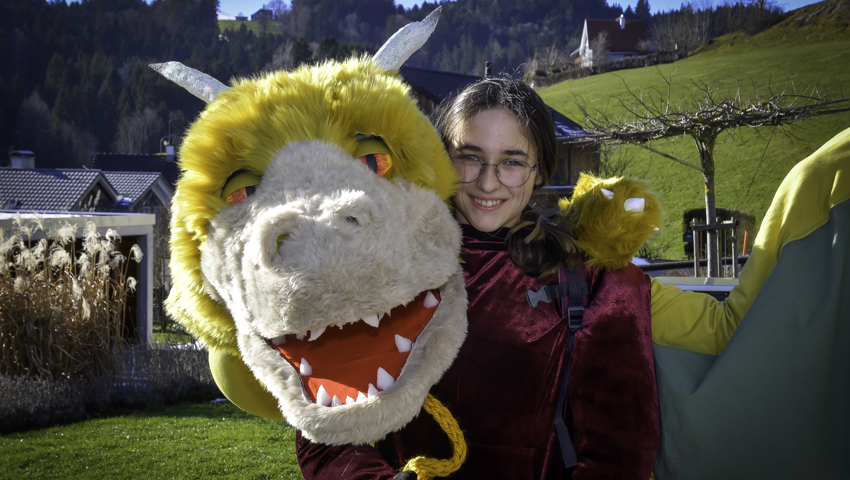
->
[[453, 156, 537, 188]]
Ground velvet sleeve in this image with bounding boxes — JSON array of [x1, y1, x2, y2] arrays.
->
[[295, 431, 399, 480], [651, 126, 850, 356]]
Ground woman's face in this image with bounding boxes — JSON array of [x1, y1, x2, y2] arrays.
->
[[450, 108, 540, 232]]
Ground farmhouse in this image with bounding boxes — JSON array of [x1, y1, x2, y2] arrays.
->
[[251, 7, 273, 21], [573, 15, 648, 68]]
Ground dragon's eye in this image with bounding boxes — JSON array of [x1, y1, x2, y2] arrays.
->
[[354, 135, 392, 178], [358, 152, 392, 177], [221, 169, 263, 206]]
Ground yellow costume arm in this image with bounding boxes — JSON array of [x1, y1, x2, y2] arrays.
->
[[651, 126, 850, 355], [209, 347, 284, 421]]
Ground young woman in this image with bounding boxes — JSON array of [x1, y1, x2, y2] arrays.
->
[[296, 77, 660, 479]]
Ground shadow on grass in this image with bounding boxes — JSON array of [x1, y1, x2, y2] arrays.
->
[[0, 345, 223, 434]]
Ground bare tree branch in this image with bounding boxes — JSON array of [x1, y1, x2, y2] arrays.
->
[[572, 75, 850, 276]]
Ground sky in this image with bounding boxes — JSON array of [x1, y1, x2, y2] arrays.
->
[[216, 0, 823, 17]]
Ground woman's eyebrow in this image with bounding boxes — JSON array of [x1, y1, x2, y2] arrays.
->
[[454, 144, 483, 153], [501, 148, 529, 158], [454, 144, 530, 158]]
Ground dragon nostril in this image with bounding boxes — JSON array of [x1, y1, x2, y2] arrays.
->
[[276, 233, 289, 249], [345, 216, 360, 225]]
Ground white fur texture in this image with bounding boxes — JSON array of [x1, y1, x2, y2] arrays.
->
[[200, 140, 467, 445]]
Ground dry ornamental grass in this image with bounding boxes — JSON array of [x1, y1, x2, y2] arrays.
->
[[0, 215, 141, 379]]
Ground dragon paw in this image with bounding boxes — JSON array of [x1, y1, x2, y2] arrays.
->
[[559, 173, 663, 270]]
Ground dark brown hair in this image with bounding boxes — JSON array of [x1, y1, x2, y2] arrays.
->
[[432, 77, 581, 279]]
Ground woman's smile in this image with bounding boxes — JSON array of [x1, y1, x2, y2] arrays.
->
[[450, 108, 540, 232]]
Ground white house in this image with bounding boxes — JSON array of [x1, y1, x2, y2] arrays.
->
[[573, 15, 648, 68]]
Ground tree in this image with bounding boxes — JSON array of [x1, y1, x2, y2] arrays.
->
[[17, 92, 55, 161], [112, 107, 164, 155], [635, 0, 651, 21], [589, 31, 610, 69], [579, 72, 850, 276], [651, 0, 712, 53], [267, 0, 290, 20]]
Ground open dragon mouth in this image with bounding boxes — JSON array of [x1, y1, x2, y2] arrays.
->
[[266, 289, 441, 407]]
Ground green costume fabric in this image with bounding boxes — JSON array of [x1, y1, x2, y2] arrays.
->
[[651, 126, 850, 479]]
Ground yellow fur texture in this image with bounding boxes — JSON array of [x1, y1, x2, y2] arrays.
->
[[560, 173, 663, 270]]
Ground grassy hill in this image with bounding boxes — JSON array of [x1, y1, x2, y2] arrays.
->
[[539, 0, 850, 260]]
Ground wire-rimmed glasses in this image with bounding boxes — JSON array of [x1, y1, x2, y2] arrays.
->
[[453, 156, 538, 188]]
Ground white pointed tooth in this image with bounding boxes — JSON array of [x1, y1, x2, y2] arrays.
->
[[357, 391, 368, 402], [423, 291, 439, 309], [345, 395, 355, 404], [377, 367, 395, 391], [316, 385, 331, 406], [601, 188, 615, 199], [271, 335, 287, 346], [624, 197, 645, 212], [395, 334, 413, 353], [299, 358, 312, 376], [331, 395, 343, 407], [362, 313, 381, 328], [308, 327, 326, 341], [367, 383, 379, 397]]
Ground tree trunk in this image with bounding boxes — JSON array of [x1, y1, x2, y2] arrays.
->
[[695, 133, 719, 277]]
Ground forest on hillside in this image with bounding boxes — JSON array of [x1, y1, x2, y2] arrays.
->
[[0, 0, 783, 168]]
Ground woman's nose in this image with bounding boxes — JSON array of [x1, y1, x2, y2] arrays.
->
[[476, 163, 501, 191]]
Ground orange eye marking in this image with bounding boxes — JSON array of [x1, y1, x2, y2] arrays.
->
[[359, 152, 392, 178], [226, 185, 257, 205]]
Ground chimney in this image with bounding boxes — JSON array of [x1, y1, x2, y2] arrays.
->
[[9, 150, 35, 169], [484, 62, 492, 77], [619, 14, 625, 30]]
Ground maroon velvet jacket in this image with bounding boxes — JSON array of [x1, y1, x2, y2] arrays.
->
[[297, 225, 659, 479]]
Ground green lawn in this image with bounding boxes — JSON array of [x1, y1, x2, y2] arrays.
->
[[539, 36, 850, 259], [218, 19, 282, 35], [0, 401, 304, 480]]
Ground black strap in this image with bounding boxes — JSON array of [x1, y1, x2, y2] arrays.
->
[[554, 267, 587, 470]]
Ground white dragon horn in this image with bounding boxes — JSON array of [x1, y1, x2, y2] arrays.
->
[[373, 6, 441, 72], [149, 61, 228, 104]]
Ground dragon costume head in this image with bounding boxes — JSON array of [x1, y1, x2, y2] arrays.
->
[[158, 9, 468, 446]]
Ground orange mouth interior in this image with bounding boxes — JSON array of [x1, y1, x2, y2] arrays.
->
[[269, 290, 440, 405]]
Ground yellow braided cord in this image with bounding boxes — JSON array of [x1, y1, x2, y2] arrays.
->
[[401, 394, 467, 479]]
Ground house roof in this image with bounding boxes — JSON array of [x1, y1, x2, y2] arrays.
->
[[585, 19, 647, 53], [399, 66, 587, 139], [91, 153, 180, 188], [103, 172, 170, 206], [0, 168, 118, 211], [399, 66, 480, 104], [548, 108, 586, 138]]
